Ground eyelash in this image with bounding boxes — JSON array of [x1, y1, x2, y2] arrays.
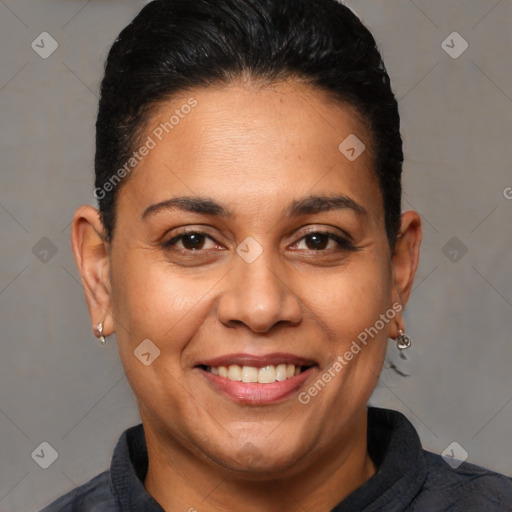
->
[[162, 229, 358, 254]]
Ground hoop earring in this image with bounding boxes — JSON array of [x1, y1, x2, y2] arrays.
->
[[397, 329, 411, 350], [96, 322, 106, 345]]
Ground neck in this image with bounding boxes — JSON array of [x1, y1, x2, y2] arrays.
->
[[143, 409, 376, 512]]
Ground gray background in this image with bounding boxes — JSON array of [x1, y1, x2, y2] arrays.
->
[[0, 1, 511, 511]]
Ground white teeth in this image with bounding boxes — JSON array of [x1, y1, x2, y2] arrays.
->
[[207, 363, 309, 383], [275, 364, 287, 381], [242, 366, 258, 383], [258, 365, 276, 383], [228, 364, 242, 381]]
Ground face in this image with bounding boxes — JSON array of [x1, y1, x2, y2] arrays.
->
[[77, 80, 418, 478]]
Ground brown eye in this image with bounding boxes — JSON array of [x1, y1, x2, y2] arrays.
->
[[164, 232, 218, 251], [291, 231, 357, 252], [304, 233, 330, 250], [179, 233, 206, 250]]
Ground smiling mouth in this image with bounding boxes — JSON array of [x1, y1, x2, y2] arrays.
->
[[197, 363, 315, 384]]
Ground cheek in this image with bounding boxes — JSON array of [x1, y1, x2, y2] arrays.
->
[[109, 250, 210, 352], [109, 255, 209, 413], [325, 256, 392, 393], [306, 256, 392, 342]]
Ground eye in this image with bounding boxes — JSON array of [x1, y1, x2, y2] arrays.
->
[[290, 231, 357, 252], [162, 229, 358, 254], [163, 231, 221, 251]]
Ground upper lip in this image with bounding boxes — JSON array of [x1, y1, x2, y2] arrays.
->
[[196, 352, 317, 368]]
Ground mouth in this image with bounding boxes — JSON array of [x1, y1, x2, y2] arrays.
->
[[198, 363, 314, 383], [194, 353, 318, 405]]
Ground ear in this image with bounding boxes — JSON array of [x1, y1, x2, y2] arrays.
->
[[389, 210, 422, 338], [70, 205, 114, 338]]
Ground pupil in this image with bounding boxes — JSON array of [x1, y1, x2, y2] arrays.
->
[[183, 233, 204, 250], [306, 233, 328, 250]]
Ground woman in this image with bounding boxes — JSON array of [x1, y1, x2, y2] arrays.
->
[[41, 0, 512, 510]]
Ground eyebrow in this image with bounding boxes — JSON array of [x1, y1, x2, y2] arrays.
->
[[141, 194, 368, 220]]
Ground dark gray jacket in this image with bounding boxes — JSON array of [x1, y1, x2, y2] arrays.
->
[[39, 407, 512, 511]]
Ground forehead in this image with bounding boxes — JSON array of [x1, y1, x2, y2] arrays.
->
[[118, 80, 382, 225]]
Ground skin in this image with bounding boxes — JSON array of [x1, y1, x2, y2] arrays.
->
[[72, 79, 421, 512]]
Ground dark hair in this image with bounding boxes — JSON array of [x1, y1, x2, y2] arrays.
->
[[95, 0, 403, 247]]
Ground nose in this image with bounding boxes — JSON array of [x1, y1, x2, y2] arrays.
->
[[216, 249, 302, 333]]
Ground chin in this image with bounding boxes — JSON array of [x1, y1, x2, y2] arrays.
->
[[208, 439, 310, 478]]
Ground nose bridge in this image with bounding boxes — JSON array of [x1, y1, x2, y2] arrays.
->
[[238, 245, 283, 299], [216, 240, 302, 332]]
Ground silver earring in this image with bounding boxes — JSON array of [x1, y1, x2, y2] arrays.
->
[[96, 322, 106, 345], [397, 329, 411, 350]]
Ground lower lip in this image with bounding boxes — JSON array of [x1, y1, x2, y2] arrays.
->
[[198, 367, 316, 405]]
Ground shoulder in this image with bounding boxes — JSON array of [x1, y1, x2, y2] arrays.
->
[[38, 470, 120, 512], [414, 450, 512, 511]]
